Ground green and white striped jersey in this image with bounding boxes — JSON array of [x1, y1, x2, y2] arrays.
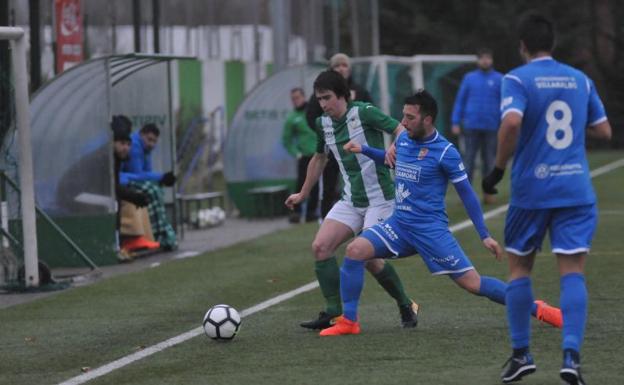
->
[[315, 101, 397, 207]]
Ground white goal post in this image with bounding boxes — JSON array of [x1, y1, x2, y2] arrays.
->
[[0, 26, 40, 287]]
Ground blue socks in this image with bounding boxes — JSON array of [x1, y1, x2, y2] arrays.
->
[[506, 277, 534, 349], [478, 276, 507, 305], [560, 273, 587, 352], [340, 257, 365, 322], [478, 276, 538, 316]]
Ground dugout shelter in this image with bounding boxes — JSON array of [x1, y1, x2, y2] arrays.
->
[[4, 54, 190, 268], [224, 55, 476, 217]]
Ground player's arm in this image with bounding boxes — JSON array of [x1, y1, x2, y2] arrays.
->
[[359, 104, 404, 166], [284, 152, 327, 210], [442, 145, 503, 259], [300, 152, 327, 195], [384, 123, 405, 167], [285, 118, 328, 209], [586, 121, 612, 140], [482, 74, 526, 194], [453, 179, 490, 240], [343, 141, 387, 166], [481, 112, 521, 195], [453, 178, 503, 260], [494, 111, 522, 170], [585, 78, 612, 140]]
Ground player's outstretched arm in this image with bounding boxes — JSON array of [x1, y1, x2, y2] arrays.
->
[[285, 152, 327, 210], [344, 141, 387, 166]]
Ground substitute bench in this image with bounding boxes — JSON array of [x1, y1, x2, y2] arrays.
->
[[247, 185, 289, 218]]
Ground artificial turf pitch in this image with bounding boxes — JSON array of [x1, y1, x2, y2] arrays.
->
[[1, 151, 623, 385]]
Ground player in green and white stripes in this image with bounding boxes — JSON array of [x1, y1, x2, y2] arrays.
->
[[285, 70, 419, 330]]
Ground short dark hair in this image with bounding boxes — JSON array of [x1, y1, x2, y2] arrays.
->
[[476, 47, 493, 58], [291, 87, 305, 96], [111, 115, 132, 142], [517, 12, 555, 54], [140, 123, 160, 136], [313, 70, 350, 101], [404, 89, 438, 121]]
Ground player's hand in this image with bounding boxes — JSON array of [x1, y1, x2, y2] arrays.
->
[[482, 166, 505, 195], [385, 142, 397, 168], [160, 171, 177, 187], [343, 141, 362, 153], [285, 193, 306, 210], [482, 237, 504, 261], [451, 125, 461, 136]]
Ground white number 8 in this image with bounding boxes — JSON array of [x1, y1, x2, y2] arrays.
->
[[545, 100, 573, 149]]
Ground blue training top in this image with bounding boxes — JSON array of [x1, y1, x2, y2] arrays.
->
[[501, 57, 607, 209], [121, 131, 163, 183], [451, 69, 503, 131]]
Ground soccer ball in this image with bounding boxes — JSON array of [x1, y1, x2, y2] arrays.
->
[[203, 304, 241, 341]]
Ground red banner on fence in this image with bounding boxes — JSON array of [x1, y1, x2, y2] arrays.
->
[[54, 0, 83, 73]]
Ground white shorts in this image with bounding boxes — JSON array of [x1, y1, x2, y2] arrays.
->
[[325, 199, 395, 235]]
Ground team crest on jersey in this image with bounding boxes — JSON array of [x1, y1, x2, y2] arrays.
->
[[417, 148, 428, 160], [395, 183, 411, 203]]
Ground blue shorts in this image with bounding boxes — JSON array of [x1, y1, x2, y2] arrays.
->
[[361, 215, 474, 276], [504, 204, 597, 256]]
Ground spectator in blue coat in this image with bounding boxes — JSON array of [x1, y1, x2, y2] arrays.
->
[[451, 48, 502, 202], [122, 123, 177, 249]]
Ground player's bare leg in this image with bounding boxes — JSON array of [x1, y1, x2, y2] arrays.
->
[[300, 219, 354, 330]]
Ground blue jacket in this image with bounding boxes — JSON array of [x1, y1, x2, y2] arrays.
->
[[451, 69, 502, 131], [121, 132, 163, 183]]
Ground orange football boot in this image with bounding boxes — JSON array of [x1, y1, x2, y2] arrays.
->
[[534, 300, 563, 328], [121, 236, 160, 251], [319, 316, 361, 336]]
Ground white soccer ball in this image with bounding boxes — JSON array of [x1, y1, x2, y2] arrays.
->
[[214, 207, 226, 222], [205, 208, 219, 225], [197, 209, 208, 227], [203, 304, 241, 341]]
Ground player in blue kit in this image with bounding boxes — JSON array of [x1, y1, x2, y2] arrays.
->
[[482, 13, 612, 384], [320, 89, 563, 338]]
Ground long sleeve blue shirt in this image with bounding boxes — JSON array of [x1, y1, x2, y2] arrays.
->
[[121, 132, 163, 183], [451, 69, 503, 131]]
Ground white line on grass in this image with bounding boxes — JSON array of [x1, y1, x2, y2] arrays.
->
[[58, 282, 319, 385], [173, 251, 200, 260], [58, 158, 624, 385]]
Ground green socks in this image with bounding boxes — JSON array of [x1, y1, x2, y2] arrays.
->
[[373, 262, 412, 307], [315, 257, 342, 316], [315, 258, 410, 315]]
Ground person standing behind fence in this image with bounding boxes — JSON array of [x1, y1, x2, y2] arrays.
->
[[306, 53, 373, 218], [121, 123, 177, 250], [282, 88, 319, 223], [451, 48, 502, 203]]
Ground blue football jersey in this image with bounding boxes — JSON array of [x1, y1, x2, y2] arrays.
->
[[501, 57, 607, 209], [394, 130, 467, 227]]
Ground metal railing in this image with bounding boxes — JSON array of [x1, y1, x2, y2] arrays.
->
[[0, 171, 100, 271]]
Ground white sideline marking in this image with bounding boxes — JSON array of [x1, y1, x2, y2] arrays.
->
[[590, 158, 624, 177], [58, 158, 624, 385], [173, 251, 200, 260], [58, 282, 320, 385]]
